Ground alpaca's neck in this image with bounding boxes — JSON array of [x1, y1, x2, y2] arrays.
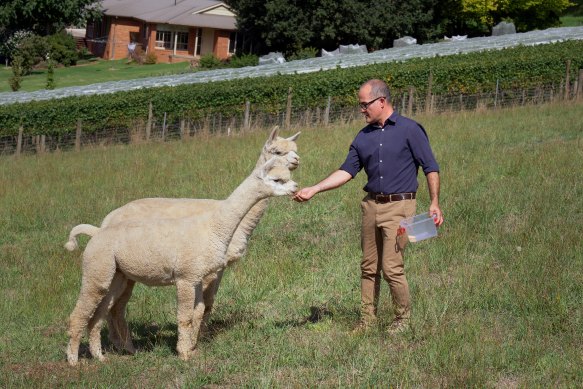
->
[[212, 173, 268, 243]]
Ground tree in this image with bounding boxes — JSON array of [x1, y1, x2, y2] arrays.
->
[[450, 0, 574, 35], [0, 0, 101, 35], [498, 0, 574, 31], [227, 0, 439, 56], [0, 0, 101, 59]]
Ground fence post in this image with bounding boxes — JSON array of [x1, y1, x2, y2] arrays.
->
[[285, 87, 292, 128], [407, 87, 414, 116], [244, 100, 251, 130], [565, 60, 571, 100], [146, 101, 153, 140], [40, 135, 46, 154], [577, 69, 583, 101], [324, 96, 331, 126], [494, 79, 499, 108], [180, 118, 186, 139], [162, 112, 167, 140], [16, 126, 23, 157], [75, 119, 82, 151], [425, 70, 433, 114]]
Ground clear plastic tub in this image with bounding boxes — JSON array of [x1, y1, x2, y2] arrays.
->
[[399, 213, 438, 243]]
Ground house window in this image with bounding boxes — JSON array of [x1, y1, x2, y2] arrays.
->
[[195, 28, 202, 55], [156, 30, 172, 49], [229, 31, 237, 54], [155, 27, 189, 51], [175, 31, 188, 51]]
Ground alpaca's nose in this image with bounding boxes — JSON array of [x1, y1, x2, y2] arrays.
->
[[288, 151, 300, 168]]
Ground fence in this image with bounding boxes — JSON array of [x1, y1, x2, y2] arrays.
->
[[2, 79, 583, 157]]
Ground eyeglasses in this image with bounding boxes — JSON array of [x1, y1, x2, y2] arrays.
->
[[359, 96, 385, 110]]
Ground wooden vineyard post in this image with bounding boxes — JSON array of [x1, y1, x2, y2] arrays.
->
[[75, 119, 82, 151], [285, 87, 292, 128]]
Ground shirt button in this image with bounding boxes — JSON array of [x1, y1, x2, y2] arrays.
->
[[380, 160, 383, 163], [380, 143, 383, 146], [380, 176, 383, 179]]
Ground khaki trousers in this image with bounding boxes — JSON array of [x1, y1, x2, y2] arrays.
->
[[360, 195, 416, 321]]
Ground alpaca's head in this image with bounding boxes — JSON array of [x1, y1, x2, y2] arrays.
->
[[257, 158, 298, 196], [261, 126, 301, 170]]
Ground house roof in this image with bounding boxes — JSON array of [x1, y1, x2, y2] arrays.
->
[[99, 0, 236, 30]]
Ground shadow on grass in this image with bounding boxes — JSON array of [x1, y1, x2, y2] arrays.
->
[[87, 304, 347, 358], [273, 304, 338, 329]]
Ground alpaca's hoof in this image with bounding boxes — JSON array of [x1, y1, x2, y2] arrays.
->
[[67, 355, 78, 366], [177, 351, 190, 361]]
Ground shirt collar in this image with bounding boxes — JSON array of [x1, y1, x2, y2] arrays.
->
[[370, 111, 398, 130]]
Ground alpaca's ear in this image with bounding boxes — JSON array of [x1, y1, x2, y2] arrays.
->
[[286, 131, 301, 142], [265, 126, 280, 146]]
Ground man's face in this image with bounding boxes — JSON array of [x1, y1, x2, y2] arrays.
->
[[358, 86, 384, 125]]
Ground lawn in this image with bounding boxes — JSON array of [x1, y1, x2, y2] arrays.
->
[[1, 102, 582, 387], [561, 14, 583, 27], [0, 58, 193, 93]]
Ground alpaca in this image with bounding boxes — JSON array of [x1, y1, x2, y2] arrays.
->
[[66, 159, 298, 365], [64, 127, 300, 353]]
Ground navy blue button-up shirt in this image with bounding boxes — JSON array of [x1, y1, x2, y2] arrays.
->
[[339, 111, 439, 194]]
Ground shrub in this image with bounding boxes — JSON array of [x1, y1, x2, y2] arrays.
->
[[228, 53, 259, 68], [9, 56, 23, 91], [144, 51, 158, 65], [287, 47, 318, 61], [46, 60, 56, 90], [14, 34, 50, 75], [46, 31, 78, 66], [199, 53, 223, 69]]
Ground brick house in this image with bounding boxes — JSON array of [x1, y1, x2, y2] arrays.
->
[[85, 0, 238, 63]]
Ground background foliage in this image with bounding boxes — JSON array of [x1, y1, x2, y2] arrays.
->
[[227, 0, 574, 56]]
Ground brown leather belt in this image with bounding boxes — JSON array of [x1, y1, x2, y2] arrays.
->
[[369, 192, 416, 203]]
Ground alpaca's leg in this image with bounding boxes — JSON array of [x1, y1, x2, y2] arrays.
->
[[191, 282, 206, 344], [67, 259, 116, 365], [108, 279, 136, 354], [87, 272, 128, 361], [175, 280, 196, 360], [200, 269, 224, 336]]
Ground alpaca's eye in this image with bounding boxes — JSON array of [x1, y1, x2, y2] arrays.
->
[[274, 179, 285, 184], [275, 150, 284, 156]]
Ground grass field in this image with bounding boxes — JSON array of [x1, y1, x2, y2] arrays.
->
[[561, 15, 583, 26], [0, 59, 192, 93], [1, 102, 582, 387]]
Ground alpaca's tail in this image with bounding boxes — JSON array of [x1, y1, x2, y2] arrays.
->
[[64, 224, 100, 251]]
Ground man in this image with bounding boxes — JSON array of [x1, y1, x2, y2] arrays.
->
[[293, 79, 443, 333]]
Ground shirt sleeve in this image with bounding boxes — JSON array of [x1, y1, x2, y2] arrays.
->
[[409, 124, 440, 174], [339, 143, 362, 178]]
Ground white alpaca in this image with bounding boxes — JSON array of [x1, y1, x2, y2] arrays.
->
[[66, 159, 298, 365], [65, 127, 300, 353]]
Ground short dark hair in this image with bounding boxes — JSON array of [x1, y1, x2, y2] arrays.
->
[[364, 79, 391, 102]]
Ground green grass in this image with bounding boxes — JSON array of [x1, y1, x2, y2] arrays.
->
[[561, 14, 583, 26], [1, 102, 582, 387], [0, 59, 192, 93]]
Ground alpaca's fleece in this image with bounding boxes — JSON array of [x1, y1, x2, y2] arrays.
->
[[66, 160, 298, 365], [64, 127, 300, 354]]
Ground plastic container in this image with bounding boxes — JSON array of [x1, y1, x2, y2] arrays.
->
[[399, 213, 438, 243]]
